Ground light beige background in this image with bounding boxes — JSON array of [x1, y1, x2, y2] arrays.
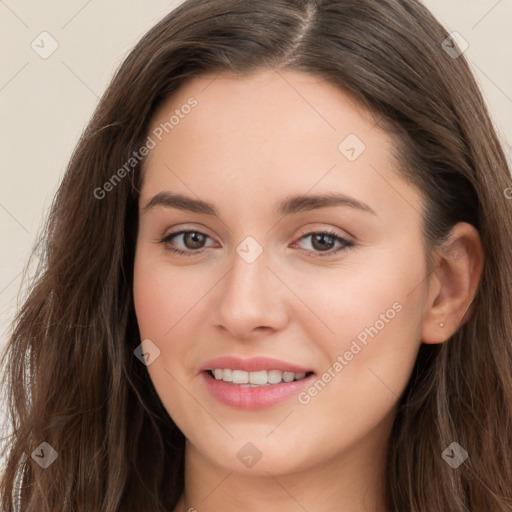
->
[[1, 0, 511, 359]]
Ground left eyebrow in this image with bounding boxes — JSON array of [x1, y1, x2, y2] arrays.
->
[[142, 191, 377, 217], [275, 192, 377, 217]]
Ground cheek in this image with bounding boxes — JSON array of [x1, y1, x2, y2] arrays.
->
[[133, 256, 168, 340], [302, 249, 424, 353], [307, 246, 426, 401], [133, 246, 196, 340], [132, 245, 212, 378], [132, 250, 199, 424], [291, 294, 421, 466], [308, 275, 423, 424]]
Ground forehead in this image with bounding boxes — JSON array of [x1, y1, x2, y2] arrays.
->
[[139, 69, 423, 225], [143, 69, 387, 176], [147, 68, 380, 147]]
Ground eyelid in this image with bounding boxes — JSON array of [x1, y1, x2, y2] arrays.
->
[[159, 228, 216, 248], [160, 223, 353, 242], [159, 222, 214, 240], [295, 224, 353, 241]]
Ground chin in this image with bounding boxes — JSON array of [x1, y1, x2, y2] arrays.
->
[[190, 435, 318, 476]]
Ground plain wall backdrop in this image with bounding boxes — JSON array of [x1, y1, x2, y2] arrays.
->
[[1, 0, 511, 359]]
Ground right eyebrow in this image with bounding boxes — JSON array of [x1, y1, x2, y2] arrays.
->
[[143, 192, 218, 216]]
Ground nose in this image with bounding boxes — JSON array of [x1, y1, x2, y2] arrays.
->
[[211, 246, 289, 341]]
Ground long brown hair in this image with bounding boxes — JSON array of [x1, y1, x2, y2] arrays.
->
[[1, 0, 511, 510]]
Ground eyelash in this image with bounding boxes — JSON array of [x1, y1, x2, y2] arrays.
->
[[158, 229, 353, 258]]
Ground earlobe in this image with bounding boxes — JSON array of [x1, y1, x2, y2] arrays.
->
[[421, 222, 484, 344]]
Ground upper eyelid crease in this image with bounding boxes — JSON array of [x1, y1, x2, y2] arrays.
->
[[143, 191, 377, 217]]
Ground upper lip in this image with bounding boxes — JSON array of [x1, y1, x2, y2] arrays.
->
[[200, 356, 313, 374]]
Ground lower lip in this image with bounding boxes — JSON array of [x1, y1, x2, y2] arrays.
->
[[202, 371, 315, 410]]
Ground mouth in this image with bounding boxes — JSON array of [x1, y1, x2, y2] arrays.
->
[[205, 368, 314, 387], [200, 357, 316, 410], [200, 356, 316, 409]]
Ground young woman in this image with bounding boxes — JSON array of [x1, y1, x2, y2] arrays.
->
[[1, 0, 511, 510]]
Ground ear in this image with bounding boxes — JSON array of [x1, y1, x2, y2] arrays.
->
[[421, 222, 484, 344]]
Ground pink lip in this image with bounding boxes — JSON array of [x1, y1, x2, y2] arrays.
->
[[200, 356, 311, 374], [200, 356, 315, 410]]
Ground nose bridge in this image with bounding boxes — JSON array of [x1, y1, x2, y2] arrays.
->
[[224, 240, 273, 311], [213, 237, 288, 337]]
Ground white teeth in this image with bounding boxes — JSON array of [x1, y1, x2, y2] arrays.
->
[[249, 370, 268, 385], [267, 370, 283, 384], [232, 370, 249, 384], [282, 372, 295, 383], [210, 369, 309, 385]]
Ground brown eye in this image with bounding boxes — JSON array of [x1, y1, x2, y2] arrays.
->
[[160, 230, 213, 255], [181, 231, 207, 249], [310, 233, 336, 251], [296, 230, 353, 258]]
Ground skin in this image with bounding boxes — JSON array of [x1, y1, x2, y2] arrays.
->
[[133, 69, 484, 512]]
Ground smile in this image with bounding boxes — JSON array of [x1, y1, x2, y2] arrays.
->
[[200, 356, 316, 410]]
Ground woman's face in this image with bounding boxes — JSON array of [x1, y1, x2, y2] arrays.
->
[[133, 69, 432, 476]]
